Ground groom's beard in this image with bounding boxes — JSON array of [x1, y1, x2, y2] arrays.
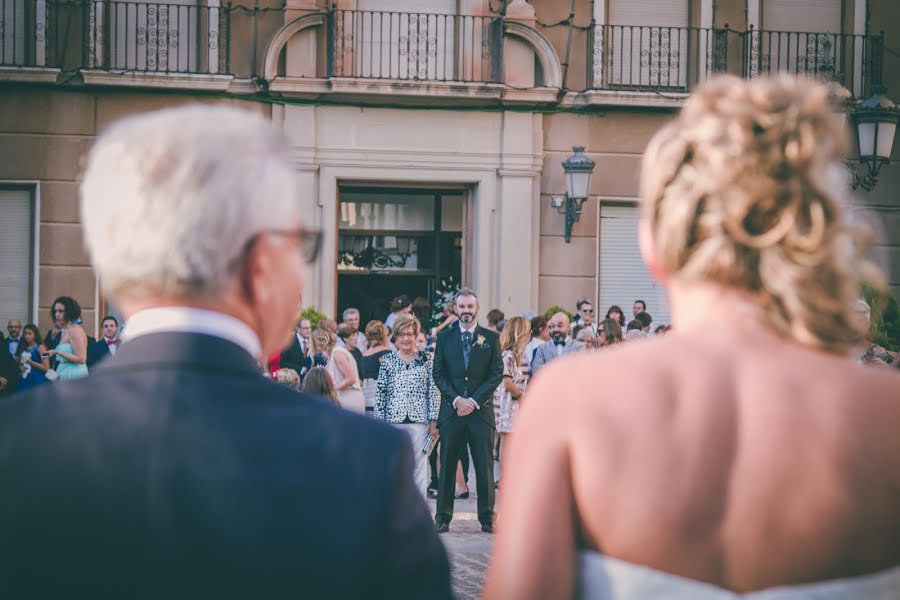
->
[[458, 313, 476, 324], [551, 331, 567, 344]]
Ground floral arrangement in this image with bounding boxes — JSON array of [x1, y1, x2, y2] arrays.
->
[[432, 276, 460, 328]]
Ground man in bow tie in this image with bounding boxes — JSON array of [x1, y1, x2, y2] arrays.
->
[[530, 311, 584, 377], [88, 316, 121, 367], [5, 319, 23, 357]]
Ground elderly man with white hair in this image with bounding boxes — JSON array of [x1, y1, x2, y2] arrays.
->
[[0, 105, 451, 599]]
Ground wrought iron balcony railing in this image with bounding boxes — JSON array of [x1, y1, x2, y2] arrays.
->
[[587, 23, 884, 97], [588, 24, 730, 92], [0, 2, 887, 101], [84, 0, 229, 74], [1, 0, 53, 67], [327, 8, 504, 84], [741, 27, 883, 98], [0, 0, 229, 74]]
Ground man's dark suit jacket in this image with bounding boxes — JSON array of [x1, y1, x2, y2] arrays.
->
[[279, 334, 310, 376], [43, 328, 61, 350], [0, 345, 18, 397], [87, 337, 112, 368], [0, 332, 451, 599], [432, 323, 503, 428]]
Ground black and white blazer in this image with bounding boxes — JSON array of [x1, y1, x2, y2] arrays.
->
[[374, 351, 440, 424]]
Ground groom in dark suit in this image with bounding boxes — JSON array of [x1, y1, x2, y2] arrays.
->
[[0, 106, 450, 599], [433, 288, 503, 533]]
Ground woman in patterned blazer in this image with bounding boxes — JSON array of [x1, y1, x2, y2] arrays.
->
[[375, 314, 440, 498]]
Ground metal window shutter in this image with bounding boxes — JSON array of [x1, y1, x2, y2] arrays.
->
[[0, 190, 33, 326], [358, 0, 456, 13], [763, 0, 840, 32], [608, 0, 688, 27], [598, 205, 671, 327], [102, 0, 199, 72], [353, 0, 464, 80], [606, 0, 689, 88], [1, 0, 26, 64]]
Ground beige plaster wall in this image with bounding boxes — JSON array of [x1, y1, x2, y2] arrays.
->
[[538, 109, 675, 311], [0, 88, 271, 335], [866, 0, 900, 296], [278, 102, 545, 318]]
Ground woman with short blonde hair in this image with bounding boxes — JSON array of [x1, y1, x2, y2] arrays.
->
[[487, 76, 900, 599], [365, 320, 389, 349], [374, 313, 440, 498]]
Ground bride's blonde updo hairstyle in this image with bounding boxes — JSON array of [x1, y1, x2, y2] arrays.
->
[[641, 75, 881, 353]]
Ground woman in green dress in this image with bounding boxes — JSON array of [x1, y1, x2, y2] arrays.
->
[[46, 296, 89, 381]]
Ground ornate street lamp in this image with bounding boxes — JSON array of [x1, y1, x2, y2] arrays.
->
[[849, 87, 899, 192], [551, 146, 596, 243]]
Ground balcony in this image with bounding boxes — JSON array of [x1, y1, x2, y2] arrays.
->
[[586, 23, 884, 100], [1, 0, 231, 88], [741, 27, 883, 98], [0, 3, 887, 105], [327, 9, 503, 84]]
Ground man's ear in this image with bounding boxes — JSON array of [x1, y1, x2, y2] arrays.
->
[[639, 220, 668, 286], [239, 236, 275, 306]]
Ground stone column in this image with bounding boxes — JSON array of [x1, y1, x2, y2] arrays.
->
[[494, 110, 542, 315]]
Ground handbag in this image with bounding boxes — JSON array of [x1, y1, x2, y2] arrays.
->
[[45, 368, 60, 383], [421, 433, 438, 456]]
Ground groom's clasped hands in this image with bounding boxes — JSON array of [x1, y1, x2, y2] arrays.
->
[[455, 397, 478, 416]]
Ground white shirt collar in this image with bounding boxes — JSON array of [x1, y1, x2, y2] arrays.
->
[[459, 321, 478, 335], [122, 307, 262, 359]]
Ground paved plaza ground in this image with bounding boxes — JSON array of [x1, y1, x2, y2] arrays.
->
[[427, 494, 493, 600]]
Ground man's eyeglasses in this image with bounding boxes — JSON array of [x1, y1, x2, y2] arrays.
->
[[581, 308, 593, 314], [247, 228, 322, 265]]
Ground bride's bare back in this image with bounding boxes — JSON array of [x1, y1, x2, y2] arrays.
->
[[486, 326, 900, 598], [485, 75, 900, 599]]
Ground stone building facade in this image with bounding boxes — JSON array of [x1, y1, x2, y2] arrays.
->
[[1, 0, 897, 334]]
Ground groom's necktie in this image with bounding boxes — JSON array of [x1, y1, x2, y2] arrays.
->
[[462, 331, 473, 368]]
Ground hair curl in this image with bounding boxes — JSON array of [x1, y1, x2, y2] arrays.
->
[[310, 325, 337, 354], [50, 296, 82, 325], [500, 316, 531, 362], [392, 314, 421, 341], [641, 75, 881, 353], [364, 320, 389, 347]]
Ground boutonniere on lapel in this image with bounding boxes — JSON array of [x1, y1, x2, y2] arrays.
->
[[475, 334, 487, 348]]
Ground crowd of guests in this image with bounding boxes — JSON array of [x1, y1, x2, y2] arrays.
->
[[0, 296, 123, 397], [3, 77, 900, 599], [4, 291, 894, 403]]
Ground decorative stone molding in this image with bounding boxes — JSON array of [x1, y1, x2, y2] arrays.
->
[[505, 0, 536, 24], [0, 67, 60, 84], [263, 12, 328, 81], [80, 70, 233, 91], [503, 21, 562, 89]]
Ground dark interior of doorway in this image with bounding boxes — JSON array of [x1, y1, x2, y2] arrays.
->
[[337, 189, 463, 330]]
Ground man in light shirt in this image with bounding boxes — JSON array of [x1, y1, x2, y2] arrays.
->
[[0, 106, 451, 599], [530, 311, 584, 377]]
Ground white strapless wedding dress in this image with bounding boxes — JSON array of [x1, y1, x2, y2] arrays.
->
[[577, 552, 900, 599]]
